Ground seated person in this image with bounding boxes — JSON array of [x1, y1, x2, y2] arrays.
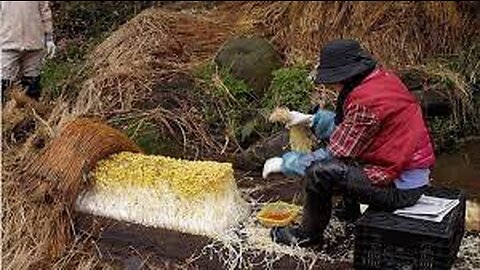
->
[[262, 39, 435, 247]]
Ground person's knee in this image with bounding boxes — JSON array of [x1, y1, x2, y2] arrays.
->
[[307, 160, 347, 180], [305, 160, 346, 192], [392, 187, 426, 209], [368, 188, 422, 211]]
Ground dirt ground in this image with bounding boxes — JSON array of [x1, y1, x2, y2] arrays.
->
[[74, 170, 480, 270], [76, 214, 352, 270]]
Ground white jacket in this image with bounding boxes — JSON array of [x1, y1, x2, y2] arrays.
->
[[0, 1, 53, 50]]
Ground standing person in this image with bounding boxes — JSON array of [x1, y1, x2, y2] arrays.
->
[[262, 39, 435, 247], [1, 1, 56, 103]]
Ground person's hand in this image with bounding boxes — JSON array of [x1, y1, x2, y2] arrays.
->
[[262, 157, 283, 179], [285, 111, 313, 128], [311, 109, 336, 139], [46, 41, 56, 59]]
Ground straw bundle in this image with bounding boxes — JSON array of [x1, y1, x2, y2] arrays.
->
[[17, 118, 141, 257], [269, 107, 315, 153], [234, 2, 479, 65], [22, 118, 142, 199], [74, 8, 238, 155], [81, 8, 235, 114], [2, 86, 49, 135], [76, 152, 250, 237]]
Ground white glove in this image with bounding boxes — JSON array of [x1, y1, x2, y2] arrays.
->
[[46, 41, 56, 59], [286, 111, 313, 128], [262, 157, 283, 179]]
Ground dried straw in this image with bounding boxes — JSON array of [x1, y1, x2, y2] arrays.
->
[[75, 8, 238, 155], [2, 87, 49, 135], [81, 8, 235, 112], [232, 2, 479, 66], [16, 118, 142, 258], [73, 3, 479, 157], [202, 195, 354, 270]]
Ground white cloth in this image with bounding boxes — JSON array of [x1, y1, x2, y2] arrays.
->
[[285, 111, 313, 128], [46, 40, 56, 58], [262, 157, 283, 179]]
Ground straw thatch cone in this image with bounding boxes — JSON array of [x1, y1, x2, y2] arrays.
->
[[19, 118, 142, 258]]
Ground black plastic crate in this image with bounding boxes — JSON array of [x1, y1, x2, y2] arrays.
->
[[354, 187, 466, 270]]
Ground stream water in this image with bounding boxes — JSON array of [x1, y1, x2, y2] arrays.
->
[[432, 139, 480, 231]]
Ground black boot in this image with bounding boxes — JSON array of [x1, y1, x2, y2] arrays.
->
[[270, 226, 323, 248], [269, 189, 327, 248], [333, 195, 361, 223], [2, 79, 11, 104], [270, 190, 326, 248], [21, 76, 41, 100], [270, 161, 342, 248]]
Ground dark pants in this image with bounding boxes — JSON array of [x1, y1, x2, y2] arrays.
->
[[2, 79, 11, 104], [302, 159, 426, 235]]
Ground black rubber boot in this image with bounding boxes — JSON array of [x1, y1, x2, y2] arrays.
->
[[269, 161, 342, 248], [270, 226, 323, 248], [2, 79, 11, 104], [333, 195, 361, 223], [21, 76, 41, 100]]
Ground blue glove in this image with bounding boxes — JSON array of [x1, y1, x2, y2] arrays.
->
[[311, 109, 336, 140], [281, 148, 332, 177]]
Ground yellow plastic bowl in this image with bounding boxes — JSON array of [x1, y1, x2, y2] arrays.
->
[[256, 201, 302, 227]]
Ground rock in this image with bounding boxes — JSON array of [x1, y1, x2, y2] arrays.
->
[[215, 37, 283, 97], [232, 131, 289, 170], [411, 90, 453, 118], [398, 69, 453, 118]]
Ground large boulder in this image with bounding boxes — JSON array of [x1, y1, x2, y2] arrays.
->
[[214, 37, 283, 97]]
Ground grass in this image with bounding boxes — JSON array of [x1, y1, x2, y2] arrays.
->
[[194, 63, 264, 148], [41, 2, 156, 101], [125, 120, 179, 156], [41, 57, 81, 100], [193, 62, 322, 149], [428, 117, 463, 154], [403, 48, 480, 153], [40, 35, 100, 101], [430, 44, 480, 89], [262, 65, 314, 113], [51, 1, 155, 43], [235, 2, 479, 66]]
